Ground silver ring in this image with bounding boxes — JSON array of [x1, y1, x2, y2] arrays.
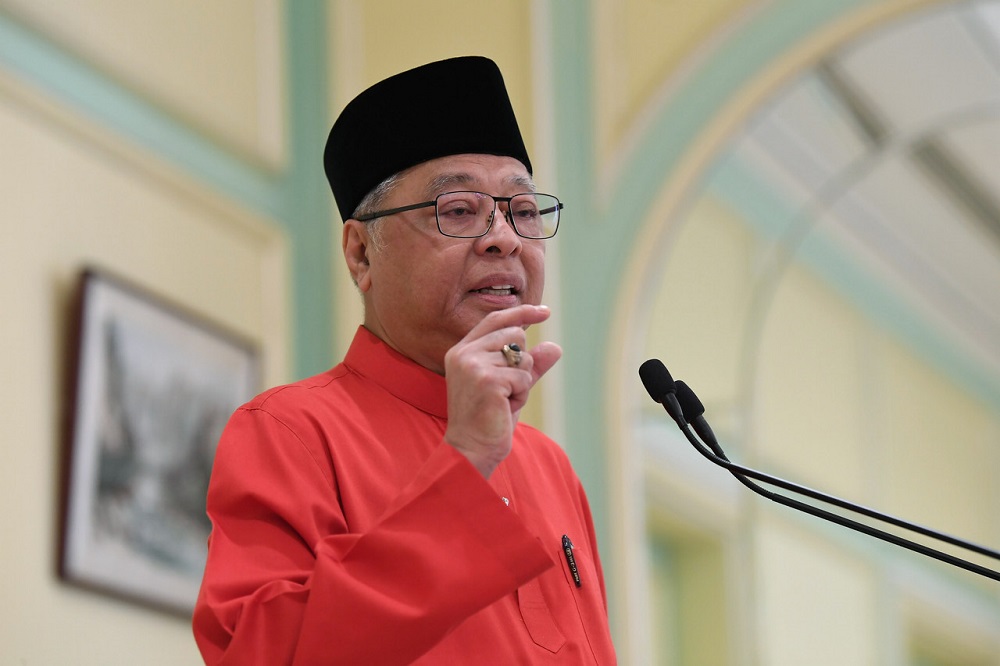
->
[[501, 343, 522, 367]]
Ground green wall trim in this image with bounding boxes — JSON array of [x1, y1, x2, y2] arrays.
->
[[0, 10, 283, 218], [549, 0, 608, 533], [284, 1, 334, 379]]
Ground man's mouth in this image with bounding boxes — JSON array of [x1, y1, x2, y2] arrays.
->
[[472, 284, 517, 296]]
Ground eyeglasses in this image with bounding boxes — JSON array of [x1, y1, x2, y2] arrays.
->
[[354, 191, 562, 239]]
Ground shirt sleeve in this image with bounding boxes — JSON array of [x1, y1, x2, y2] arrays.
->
[[192, 407, 555, 666]]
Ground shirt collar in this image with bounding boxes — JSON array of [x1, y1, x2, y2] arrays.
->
[[343, 326, 448, 418]]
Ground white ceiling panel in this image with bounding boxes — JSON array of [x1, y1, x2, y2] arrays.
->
[[836, 5, 1000, 138], [816, 197, 1000, 373], [819, 198, 1000, 377], [827, 155, 1000, 359], [748, 72, 871, 191], [940, 116, 1000, 207], [971, 0, 1000, 54], [850, 157, 998, 285]]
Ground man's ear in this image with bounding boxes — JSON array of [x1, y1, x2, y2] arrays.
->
[[342, 220, 373, 292]]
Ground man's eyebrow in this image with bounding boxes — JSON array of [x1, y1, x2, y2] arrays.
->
[[423, 172, 537, 198], [506, 174, 537, 192], [423, 173, 474, 198]]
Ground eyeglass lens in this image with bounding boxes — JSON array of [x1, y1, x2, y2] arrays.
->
[[435, 191, 559, 238]]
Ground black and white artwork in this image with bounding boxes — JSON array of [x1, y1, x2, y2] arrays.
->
[[61, 269, 258, 614]]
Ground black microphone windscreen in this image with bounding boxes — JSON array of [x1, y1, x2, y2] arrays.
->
[[674, 380, 705, 420], [639, 359, 676, 403]]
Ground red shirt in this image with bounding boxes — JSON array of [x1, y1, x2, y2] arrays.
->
[[193, 327, 616, 664]]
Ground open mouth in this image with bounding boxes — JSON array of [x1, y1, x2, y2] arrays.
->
[[472, 284, 517, 296]]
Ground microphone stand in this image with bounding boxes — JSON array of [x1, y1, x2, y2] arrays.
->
[[640, 362, 1000, 582]]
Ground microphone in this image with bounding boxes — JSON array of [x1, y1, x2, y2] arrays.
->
[[639, 359, 1000, 582], [673, 379, 767, 497], [638, 359, 686, 428], [673, 380, 720, 454]]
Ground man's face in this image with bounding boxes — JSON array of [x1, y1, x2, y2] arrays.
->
[[347, 153, 547, 374]]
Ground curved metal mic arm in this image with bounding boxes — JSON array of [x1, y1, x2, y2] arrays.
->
[[640, 363, 1000, 582], [674, 419, 1000, 582]]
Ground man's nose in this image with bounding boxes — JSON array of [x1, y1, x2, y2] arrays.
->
[[477, 201, 522, 254]]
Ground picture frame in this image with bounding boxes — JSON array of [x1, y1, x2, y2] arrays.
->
[[60, 268, 260, 615]]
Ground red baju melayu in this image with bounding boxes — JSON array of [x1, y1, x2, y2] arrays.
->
[[193, 326, 616, 664]]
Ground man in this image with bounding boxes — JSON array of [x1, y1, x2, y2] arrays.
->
[[193, 56, 616, 664]]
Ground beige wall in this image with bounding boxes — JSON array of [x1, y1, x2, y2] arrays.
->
[[0, 3, 287, 663]]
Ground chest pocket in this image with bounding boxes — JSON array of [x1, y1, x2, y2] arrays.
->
[[516, 576, 566, 653]]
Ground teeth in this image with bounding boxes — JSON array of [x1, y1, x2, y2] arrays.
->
[[475, 284, 515, 295]]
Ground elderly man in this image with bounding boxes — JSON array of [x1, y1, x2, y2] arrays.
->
[[193, 56, 616, 665]]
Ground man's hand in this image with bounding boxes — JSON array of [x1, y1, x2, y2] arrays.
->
[[443, 304, 562, 478]]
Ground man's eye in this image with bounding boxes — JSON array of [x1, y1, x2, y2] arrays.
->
[[440, 204, 475, 217], [438, 193, 481, 217]]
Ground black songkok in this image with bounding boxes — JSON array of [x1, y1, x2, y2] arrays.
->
[[324, 56, 532, 221]]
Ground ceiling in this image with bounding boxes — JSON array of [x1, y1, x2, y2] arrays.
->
[[723, 0, 1000, 384]]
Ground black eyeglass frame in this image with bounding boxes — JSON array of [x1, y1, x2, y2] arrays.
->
[[354, 191, 563, 239]]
